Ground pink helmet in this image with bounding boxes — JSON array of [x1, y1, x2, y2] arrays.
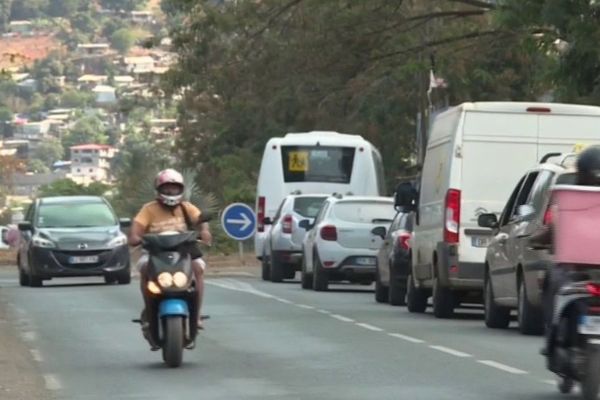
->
[[154, 169, 185, 206]]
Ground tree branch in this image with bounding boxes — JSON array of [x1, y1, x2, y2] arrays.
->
[[447, 0, 497, 9], [250, 0, 304, 39]]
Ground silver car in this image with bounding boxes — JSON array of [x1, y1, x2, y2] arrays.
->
[[262, 194, 328, 282], [301, 195, 395, 291]]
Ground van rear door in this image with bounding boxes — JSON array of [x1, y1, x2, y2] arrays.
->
[[538, 112, 600, 155], [459, 111, 538, 264]]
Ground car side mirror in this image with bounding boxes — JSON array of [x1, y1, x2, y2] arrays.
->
[[516, 205, 536, 222], [263, 217, 273, 225], [18, 221, 32, 232], [371, 226, 387, 239], [299, 219, 313, 230], [119, 218, 131, 228], [394, 182, 418, 212], [478, 213, 498, 229]]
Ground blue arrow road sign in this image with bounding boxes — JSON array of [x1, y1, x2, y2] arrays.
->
[[221, 203, 256, 241]]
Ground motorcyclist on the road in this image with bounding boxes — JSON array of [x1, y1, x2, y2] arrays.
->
[[533, 146, 600, 356], [128, 169, 212, 333]]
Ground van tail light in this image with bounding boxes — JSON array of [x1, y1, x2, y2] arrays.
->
[[444, 189, 461, 244], [257, 196, 265, 232], [282, 214, 293, 234], [320, 225, 338, 241], [586, 283, 600, 297], [397, 232, 412, 250]]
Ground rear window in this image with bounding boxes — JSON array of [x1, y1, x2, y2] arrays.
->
[[281, 146, 355, 183], [333, 201, 395, 224], [293, 197, 327, 218], [37, 201, 117, 228]]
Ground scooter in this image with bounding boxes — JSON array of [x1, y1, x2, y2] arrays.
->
[[134, 230, 203, 368]]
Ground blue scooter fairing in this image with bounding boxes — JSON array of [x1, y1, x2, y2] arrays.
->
[[159, 299, 189, 318]]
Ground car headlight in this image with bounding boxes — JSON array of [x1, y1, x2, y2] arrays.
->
[[32, 235, 55, 249], [107, 234, 127, 248], [173, 272, 188, 288], [157, 272, 173, 288]]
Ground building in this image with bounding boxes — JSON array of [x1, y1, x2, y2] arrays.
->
[[70, 144, 117, 185], [11, 171, 67, 197], [8, 21, 33, 35], [130, 11, 154, 24], [13, 121, 50, 142], [92, 85, 117, 105], [123, 56, 155, 74], [77, 43, 110, 56]]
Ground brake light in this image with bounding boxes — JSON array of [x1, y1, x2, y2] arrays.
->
[[257, 196, 265, 232], [543, 207, 552, 225], [527, 107, 551, 113], [282, 214, 293, 234], [444, 189, 461, 243], [397, 233, 411, 250], [320, 225, 337, 241], [587, 283, 600, 297]]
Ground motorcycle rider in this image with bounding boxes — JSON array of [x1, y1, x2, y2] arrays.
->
[[533, 146, 600, 357], [128, 169, 212, 337]]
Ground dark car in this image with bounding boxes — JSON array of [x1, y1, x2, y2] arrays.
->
[[16, 196, 131, 287], [373, 211, 414, 305], [478, 153, 577, 335]]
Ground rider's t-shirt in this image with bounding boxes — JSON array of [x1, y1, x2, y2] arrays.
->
[[134, 201, 201, 233]]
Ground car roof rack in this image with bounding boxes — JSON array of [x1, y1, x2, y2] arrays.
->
[[540, 152, 562, 164]]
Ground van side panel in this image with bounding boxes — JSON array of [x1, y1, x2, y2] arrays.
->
[[414, 109, 460, 280]]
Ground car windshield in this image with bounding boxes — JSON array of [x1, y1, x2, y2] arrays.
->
[[333, 201, 395, 224], [293, 196, 327, 218], [37, 202, 117, 228]]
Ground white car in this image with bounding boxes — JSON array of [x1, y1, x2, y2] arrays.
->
[[262, 194, 328, 282], [301, 195, 395, 291]]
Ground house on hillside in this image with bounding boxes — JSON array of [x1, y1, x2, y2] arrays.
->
[[92, 85, 117, 105], [11, 171, 68, 197], [123, 56, 154, 74], [70, 144, 117, 185], [13, 121, 50, 143], [114, 75, 135, 88], [77, 43, 110, 56], [77, 74, 108, 90], [130, 11, 154, 24], [8, 21, 33, 35]]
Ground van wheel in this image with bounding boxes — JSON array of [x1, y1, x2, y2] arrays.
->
[[389, 264, 407, 306], [270, 252, 284, 283], [518, 278, 544, 335], [313, 254, 328, 292], [484, 273, 510, 329], [432, 276, 454, 318], [374, 268, 389, 303], [407, 274, 427, 313]]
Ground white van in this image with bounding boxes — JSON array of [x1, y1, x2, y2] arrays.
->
[[404, 102, 600, 318], [255, 131, 385, 259]]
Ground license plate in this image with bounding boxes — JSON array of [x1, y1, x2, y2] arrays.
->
[[69, 255, 99, 264], [471, 236, 491, 248], [579, 315, 600, 335], [355, 257, 376, 266]]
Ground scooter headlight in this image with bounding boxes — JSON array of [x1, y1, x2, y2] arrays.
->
[[147, 281, 161, 294], [157, 272, 173, 288], [173, 272, 188, 288]]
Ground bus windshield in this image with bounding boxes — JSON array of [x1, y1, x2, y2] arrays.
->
[[281, 146, 355, 183]]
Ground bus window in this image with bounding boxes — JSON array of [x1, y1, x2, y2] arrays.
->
[[281, 146, 355, 184]]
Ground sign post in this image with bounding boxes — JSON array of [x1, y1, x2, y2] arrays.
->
[[221, 203, 257, 265]]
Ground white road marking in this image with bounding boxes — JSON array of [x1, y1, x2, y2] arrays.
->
[[541, 379, 556, 386], [355, 323, 384, 332], [477, 360, 528, 375], [296, 304, 315, 310], [206, 279, 275, 299], [330, 314, 355, 323], [429, 345, 472, 358], [316, 309, 331, 315], [388, 333, 425, 344], [30, 349, 43, 362], [21, 331, 36, 342], [273, 297, 293, 304], [44, 374, 62, 390]]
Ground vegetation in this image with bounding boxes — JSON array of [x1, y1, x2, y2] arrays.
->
[[38, 178, 111, 197]]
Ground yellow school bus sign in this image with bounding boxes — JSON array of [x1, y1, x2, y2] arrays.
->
[[288, 151, 309, 172]]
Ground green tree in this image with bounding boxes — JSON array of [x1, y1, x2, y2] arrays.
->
[[38, 179, 111, 197], [0, 0, 12, 32], [10, 0, 49, 20], [110, 28, 136, 54], [34, 139, 64, 168], [62, 116, 108, 153], [27, 158, 50, 173], [60, 90, 94, 108], [46, 0, 84, 17], [70, 11, 100, 36], [0, 106, 12, 122], [100, 0, 147, 12]]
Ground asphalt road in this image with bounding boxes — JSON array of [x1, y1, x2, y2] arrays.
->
[[0, 268, 569, 400]]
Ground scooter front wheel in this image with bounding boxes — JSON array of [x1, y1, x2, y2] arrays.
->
[[162, 316, 184, 368], [557, 376, 574, 394]]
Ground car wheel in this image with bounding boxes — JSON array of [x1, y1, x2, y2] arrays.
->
[[18, 267, 30, 287], [484, 272, 510, 329], [518, 277, 544, 335], [313, 253, 328, 292], [374, 268, 389, 303], [261, 250, 270, 281], [270, 251, 285, 283], [406, 274, 427, 313], [104, 275, 117, 284], [389, 263, 407, 306], [117, 268, 131, 285], [432, 275, 454, 319], [301, 254, 313, 290]]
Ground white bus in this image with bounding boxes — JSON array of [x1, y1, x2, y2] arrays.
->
[[254, 131, 386, 259]]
